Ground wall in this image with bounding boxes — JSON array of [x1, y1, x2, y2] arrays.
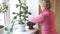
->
[[55, 0, 60, 34], [48, 0, 60, 34], [50, 0, 55, 13]]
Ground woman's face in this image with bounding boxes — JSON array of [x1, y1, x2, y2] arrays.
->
[[39, 0, 51, 10]]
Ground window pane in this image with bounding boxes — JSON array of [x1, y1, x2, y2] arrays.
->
[[0, 13, 4, 25], [10, 0, 19, 21], [0, 0, 4, 25]]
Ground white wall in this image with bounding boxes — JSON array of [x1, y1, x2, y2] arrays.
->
[[26, 0, 39, 28]]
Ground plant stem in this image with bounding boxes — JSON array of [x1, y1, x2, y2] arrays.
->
[[18, 0, 23, 24]]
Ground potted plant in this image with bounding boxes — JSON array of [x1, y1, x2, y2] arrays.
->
[[27, 21, 36, 29], [12, 0, 31, 31]]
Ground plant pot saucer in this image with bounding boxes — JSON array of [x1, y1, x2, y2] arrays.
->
[[28, 26, 35, 30], [28, 28, 35, 30], [21, 30, 26, 32]]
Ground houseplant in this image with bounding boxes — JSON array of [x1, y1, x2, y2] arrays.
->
[[4, 0, 31, 34], [12, 0, 31, 31], [27, 21, 36, 29]]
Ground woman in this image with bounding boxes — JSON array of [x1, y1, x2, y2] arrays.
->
[[28, 0, 58, 34]]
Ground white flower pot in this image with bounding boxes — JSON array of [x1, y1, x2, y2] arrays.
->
[[14, 24, 25, 32], [19, 24, 25, 31]]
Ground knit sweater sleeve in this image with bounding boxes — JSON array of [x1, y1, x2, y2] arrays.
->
[[28, 13, 44, 23]]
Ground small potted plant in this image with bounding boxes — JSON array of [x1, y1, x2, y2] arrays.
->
[[27, 21, 36, 29]]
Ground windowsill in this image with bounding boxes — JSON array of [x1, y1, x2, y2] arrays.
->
[[13, 28, 38, 34], [12, 26, 38, 34]]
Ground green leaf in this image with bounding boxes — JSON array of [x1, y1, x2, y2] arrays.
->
[[19, 11, 23, 14], [5, 27, 8, 31], [28, 12, 31, 15], [16, 4, 19, 8], [25, 16, 28, 18], [22, 6, 26, 10], [19, 14, 21, 17], [24, 10, 28, 14], [12, 12, 16, 14], [25, 6, 28, 9], [19, 11, 23, 17], [13, 16, 17, 19], [22, 4, 28, 9]]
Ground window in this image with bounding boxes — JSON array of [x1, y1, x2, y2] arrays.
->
[[26, 0, 39, 28], [0, 0, 39, 28], [10, 0, 19, 22], [0, 0, 4, 25], [10, 0, 39, 28]]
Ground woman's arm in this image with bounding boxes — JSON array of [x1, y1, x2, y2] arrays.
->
[[28, 13, 44, 23]]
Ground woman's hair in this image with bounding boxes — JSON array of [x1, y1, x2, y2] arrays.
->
[[42, 0, 51, 9]]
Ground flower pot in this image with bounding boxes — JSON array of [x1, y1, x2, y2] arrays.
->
[[28, 26, 34, 29], [14, 24, 25, 32], [19, 24, 25, 31]]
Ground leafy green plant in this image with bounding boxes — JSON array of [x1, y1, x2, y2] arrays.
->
[[12, 0, 31, 24]]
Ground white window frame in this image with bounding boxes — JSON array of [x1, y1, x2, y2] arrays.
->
[[3, 0, 10, 27]]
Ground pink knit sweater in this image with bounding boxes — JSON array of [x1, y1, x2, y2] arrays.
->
[[28, 8, 58, 34]]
